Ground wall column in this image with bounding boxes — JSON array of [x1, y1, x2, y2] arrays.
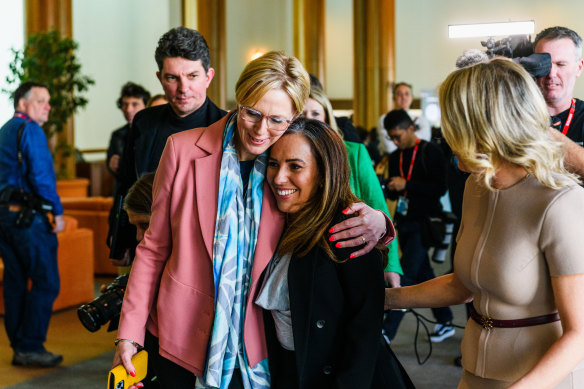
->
[[293, 0, 325, 84], [26, 0, 75, 178], [189, 0, 226, 109], [353, 0, 395, 131]]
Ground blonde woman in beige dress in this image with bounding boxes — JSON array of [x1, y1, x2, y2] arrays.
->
[[385, 58, 584, 388]]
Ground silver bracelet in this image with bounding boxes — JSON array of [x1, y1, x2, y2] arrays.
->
[[114, 338, 143, 349]]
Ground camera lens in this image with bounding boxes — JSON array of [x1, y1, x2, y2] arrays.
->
[[77, 274, 129, 332], [77, 303, 102, 332]]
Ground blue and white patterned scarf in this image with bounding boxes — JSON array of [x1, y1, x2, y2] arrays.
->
[[198, 114, 270, 389]]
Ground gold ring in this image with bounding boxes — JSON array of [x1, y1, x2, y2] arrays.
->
[[361, 235, 366, 244]]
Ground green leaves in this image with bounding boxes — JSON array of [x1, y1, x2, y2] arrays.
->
[[4, 30, 94, 178]]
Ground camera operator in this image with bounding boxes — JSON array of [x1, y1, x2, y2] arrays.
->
[[534, 26, 584, 179], [0, 81, 64, 368], [80, 173, 158, 387]]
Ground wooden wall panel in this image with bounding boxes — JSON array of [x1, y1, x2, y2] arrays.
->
[[26, 0, 75, 178], [196, 0, 226, 109], [353, 0, 395, 131]]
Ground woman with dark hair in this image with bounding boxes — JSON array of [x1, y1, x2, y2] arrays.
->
[[257, 118, 413, 389], [303, 86, 402, 289]]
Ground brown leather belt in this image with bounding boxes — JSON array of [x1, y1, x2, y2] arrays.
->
[[470, 306, 560, 330]]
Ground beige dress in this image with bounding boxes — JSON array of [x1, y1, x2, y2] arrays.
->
[[455, 174, 584, 388]]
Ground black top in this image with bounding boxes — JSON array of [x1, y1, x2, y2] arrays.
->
[[265, 212, 413, 389], [386, 140, 447, 220], [106, 123, 129, 177], [551, 98, 584, 146], [335, 116, 362, 143]]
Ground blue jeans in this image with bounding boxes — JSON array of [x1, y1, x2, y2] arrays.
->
[[383, 219, 453, 339], [0, 207, 59, 352]]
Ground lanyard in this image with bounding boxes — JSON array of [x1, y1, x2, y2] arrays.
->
[[552, 99, 576, 136], [399, 138, 420, 181], [14, 112, 31, 121]]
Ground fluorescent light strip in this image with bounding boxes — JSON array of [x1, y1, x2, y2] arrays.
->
[[449, 21, 535, 39]]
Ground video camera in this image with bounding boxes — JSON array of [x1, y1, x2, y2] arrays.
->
[[480, 34, 551, 78]]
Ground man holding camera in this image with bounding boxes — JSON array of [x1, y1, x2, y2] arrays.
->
[[0, 81, 64, 367], [534, 26, 584, 178]]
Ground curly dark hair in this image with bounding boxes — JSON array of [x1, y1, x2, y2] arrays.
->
[[116, 82, 151, 109], [154, 27, 210, 71]]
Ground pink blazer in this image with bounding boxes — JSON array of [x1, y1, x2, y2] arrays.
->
[[118, 113, 285, 376]]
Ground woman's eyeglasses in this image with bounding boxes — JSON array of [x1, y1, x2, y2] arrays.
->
[[239, 106, 293, 132]]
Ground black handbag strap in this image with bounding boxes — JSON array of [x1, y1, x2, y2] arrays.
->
[[16, 122, 27, 192]]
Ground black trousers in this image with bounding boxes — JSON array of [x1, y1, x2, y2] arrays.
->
[[144, 330, 245, 389]]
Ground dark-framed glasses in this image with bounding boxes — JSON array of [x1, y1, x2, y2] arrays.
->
[[239, 105, 293, 132]]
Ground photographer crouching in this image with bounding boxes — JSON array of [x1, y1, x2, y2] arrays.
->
[[78, 173, 157, 387], [0, 82, 65, 368]]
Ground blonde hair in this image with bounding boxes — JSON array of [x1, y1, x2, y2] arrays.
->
[[439, 57, 578, 190], [308, 87, 341, 134], [235, 51, 310, 115]]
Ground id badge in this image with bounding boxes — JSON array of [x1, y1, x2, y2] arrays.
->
[[396, 196, 409, 216]]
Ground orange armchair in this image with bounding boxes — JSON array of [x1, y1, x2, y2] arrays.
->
[[61, 197, 117, 275]]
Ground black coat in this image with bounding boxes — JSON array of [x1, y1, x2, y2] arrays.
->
[[265, 215, 414, 389]]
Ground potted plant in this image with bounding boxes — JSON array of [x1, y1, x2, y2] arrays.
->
[[4, 29, 94, 183]]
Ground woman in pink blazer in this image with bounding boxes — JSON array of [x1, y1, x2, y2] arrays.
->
[[112, 52, 393, 389]]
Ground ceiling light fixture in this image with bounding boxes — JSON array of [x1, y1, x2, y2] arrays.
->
[[448, 21, 535, 39]]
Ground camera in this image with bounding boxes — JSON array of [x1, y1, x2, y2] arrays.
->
[[0, 187, 54, 228], [77, 274, 128, 332], [478, 34, 551, 78]]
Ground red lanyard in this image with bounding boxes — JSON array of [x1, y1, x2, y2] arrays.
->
[[552, 99, 576, 136], [399, 138, 420, 182], [14, 112, 31, 121]]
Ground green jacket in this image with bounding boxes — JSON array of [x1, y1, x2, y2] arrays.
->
[[345, 141, 402, 275]]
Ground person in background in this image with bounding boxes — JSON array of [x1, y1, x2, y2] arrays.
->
[[120, 172, 158, 389], [386, 58, 584, 388], [106, 82, 151, 177], [302, 86, 402, 288], [108, 27, 226, 267], [377, 82, 431, 155], [123, 173, 154, 243], [257, 118, 413, 388], [378, 109, 454, 344], [534, 26, 584, 179], [147, 94, 168, 108], [308, 73, 362, 143], [0, 81, 65, 367], [112, 51, 392, 389]]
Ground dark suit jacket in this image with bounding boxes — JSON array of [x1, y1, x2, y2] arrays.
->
[[265, 213, 403, 388]]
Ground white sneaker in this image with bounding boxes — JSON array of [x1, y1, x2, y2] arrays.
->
[[429, 323, 455, 342]]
